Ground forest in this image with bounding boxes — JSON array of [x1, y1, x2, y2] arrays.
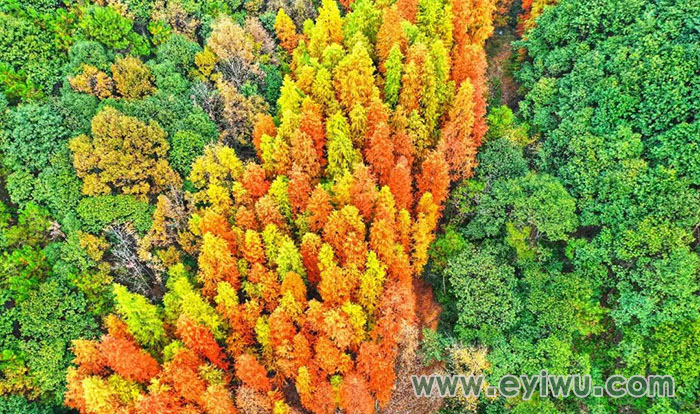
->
[[0, 0, 697, 413]]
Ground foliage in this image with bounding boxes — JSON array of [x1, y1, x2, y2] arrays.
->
[[431, 1, 700, 413], [3, 102, 68, 173], [77, 5, 150, 56], [0, 0, 292, 410], [64, 0, 494, 412], [0, 6, 65, 98], [76, 195, 154, 234], [1, 0, 693, 413], [0, 203, 100, 406], [69, 106, 180, 198]]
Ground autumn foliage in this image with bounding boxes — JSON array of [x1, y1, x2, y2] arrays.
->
[[65, 0, 496, 412], [517, 0, 559, 35]]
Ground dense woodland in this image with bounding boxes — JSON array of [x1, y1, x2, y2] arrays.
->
[[0, 0, 697, 413]]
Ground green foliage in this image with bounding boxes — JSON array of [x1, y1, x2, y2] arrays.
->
[[155, 34, 202, 77], [475, 137, 528, 183], [149, 61, 190, 95], [644, 319, 700, 406], [1, 245, 48, 303], [14, 281, 98, 404], [260, 62, 284, 108], [465, 172, 578, 243], [57, 88, 99, 135], [445, 242, 520, 342], [64, 41, 113, 75], [123, 0, 156, 24], [167, 109, 219, 175], [486, 105, 530, 145], [77, 5, 150, 56], [4, 102, 68, 172], [0, 64, 43, 104], [420, 328, 453, 364], [49, 232, 113, 317], [32, 148, 83, 225], [430, 105, 595, 412], [0, 202, 99, 405], [2, 101, 81, 221], [0, 9, 65, 96], [77, 195, 154, 234], [454, 0, 700, 410], [11, 0, 58, 14], [170, 130, 211, 176], [0, 395, 57, 414], [0, 202, 51, 250], [101, 88, 200, 138]]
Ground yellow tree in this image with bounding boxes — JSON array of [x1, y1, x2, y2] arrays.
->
[[275, 9, 300, 53], [69, 107, 180, 198], [111, 56, 155, 99]]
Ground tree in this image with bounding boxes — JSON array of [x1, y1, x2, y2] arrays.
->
[[416, 150, 450, 207], [3, 103, 68, 174], [333, 43, 379, 113], [235, 354, 272, 392], [306, 185, 333, 233], [365, 121, 394, 186], [440, 80, 477, 180], [445, 243, 520, 342], [383, 46, 403, 108], [350, 163, 378, 221], [198, 233, 240, 297], [98, 335, 161, 383], [307, 0, 344, 56], [0, 9, 64, 98], [288, 166, 312, 215], [111, 56, 155, 99], [207, 16, 255, 63], [375, 6, 407, 71], [339, 373, 374, 414], [290, 129, 321, 179], [356, 342, 395, 406], [69, 107, 180, 198], [325, 112, 359, 180], [189, 144, 244, 208], [77, 5, 150, 56], [275, 9, 299, 53], [3, 280, 99, 404], [323, 205, 367, 267], [514, 2, 700, 407], [112, 284, 166, 348], [299, 99, 326, 168], [176, 316, 229, 370], [518, 0, 559, 35], [69, 65, 114, 99], [76, 195, 154, 234], [253, 114, 277, 157], [388, 156, 412, 210]]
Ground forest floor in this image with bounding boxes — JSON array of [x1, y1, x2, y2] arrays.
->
[[485, 24, 521, 110]]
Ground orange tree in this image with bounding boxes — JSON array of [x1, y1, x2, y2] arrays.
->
[[64, 0, 496, 412]]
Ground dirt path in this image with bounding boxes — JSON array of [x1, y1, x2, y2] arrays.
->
[[486, 26, 521, 110]]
